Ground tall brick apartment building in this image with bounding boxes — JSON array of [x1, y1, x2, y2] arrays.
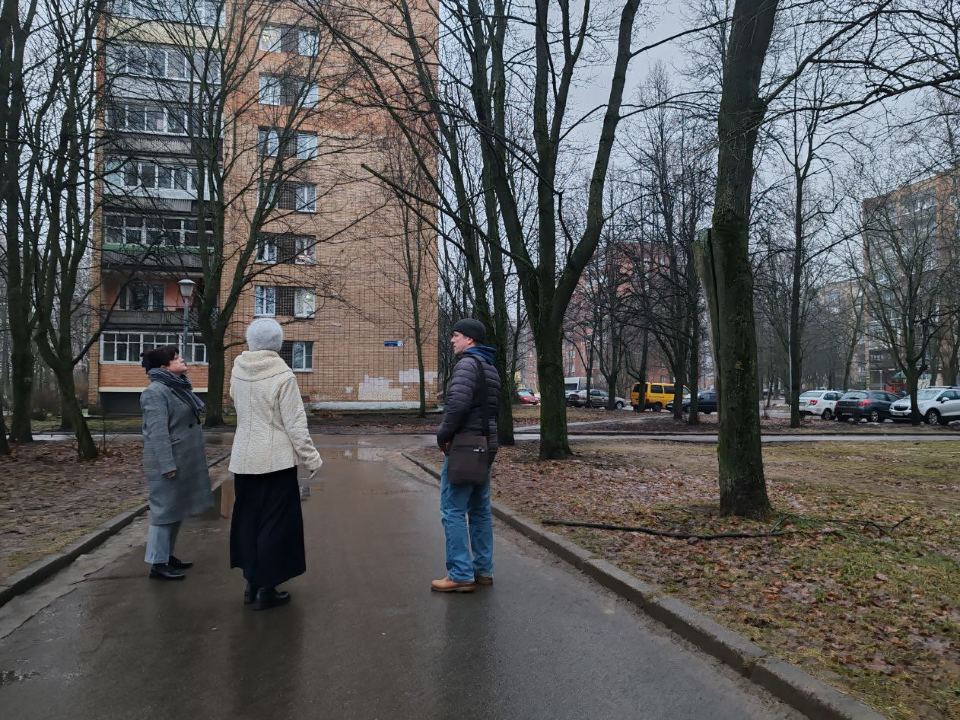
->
[[88, 0, 437, 413]]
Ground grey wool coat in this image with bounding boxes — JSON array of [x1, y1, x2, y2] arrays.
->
[[141, 381, 213, 525]]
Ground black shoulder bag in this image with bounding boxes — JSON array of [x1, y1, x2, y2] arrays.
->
[[448, 357, 492, 485]]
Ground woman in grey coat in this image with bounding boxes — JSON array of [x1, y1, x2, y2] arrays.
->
[[140, 345, 213, 580]]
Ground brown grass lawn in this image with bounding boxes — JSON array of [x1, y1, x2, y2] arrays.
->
[[411, 440, 960, 720], [0, 440, 226, 582]]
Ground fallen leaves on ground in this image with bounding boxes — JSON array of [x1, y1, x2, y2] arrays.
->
[[411, 440, 960, 720], [0, 440, 224, 581]]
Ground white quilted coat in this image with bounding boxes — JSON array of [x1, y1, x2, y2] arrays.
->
[[228, 350, 323, 476]]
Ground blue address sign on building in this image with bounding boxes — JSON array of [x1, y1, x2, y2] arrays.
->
[[384, 340, 404, 347]]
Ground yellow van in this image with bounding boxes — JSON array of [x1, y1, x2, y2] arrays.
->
[[631, 382, 690, 412]]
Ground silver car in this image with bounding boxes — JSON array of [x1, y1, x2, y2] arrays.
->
[[890, 387, 960, 425]]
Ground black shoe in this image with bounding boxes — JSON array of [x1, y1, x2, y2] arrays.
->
[[168, 556, 193, 570], [244, 582, 260, 605], [149, 563, 186, 580], [253, 587, 291, 611]]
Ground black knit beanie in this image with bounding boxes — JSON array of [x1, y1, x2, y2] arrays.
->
[[453, 318, 486, 344]]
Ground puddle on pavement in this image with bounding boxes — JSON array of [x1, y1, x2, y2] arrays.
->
[[0, 669, 40, 686]]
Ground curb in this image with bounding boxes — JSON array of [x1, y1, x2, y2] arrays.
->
[[399, 452, 887, 720], [0, 450, 232, 609]]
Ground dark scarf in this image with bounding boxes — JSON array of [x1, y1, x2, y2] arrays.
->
[[147, 368, 205, 422]]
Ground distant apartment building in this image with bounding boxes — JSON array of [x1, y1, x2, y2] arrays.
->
[[88, 0, 438, 413], [860, 170, 959, 391]]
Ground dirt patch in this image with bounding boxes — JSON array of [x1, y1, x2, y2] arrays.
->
[[0, 440, 225, 583], [409, 440, 960, 719]]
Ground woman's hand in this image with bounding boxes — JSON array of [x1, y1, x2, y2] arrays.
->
[[165, 470, 177, 479]]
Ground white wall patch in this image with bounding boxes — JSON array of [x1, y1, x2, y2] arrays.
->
[[358, 375, 403, 401]]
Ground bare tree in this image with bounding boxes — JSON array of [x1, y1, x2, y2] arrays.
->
[[309, 0, 646, 459], [856, 163, 960, 424], [374, 128, 438, 417]]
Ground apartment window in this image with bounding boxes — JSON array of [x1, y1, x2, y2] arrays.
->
[[112, 0, 222, 26], [256, 236, 278, 263], [106, 102, 189, 135], [107, 43, 191, 80], [261, 181, 316, 212], [101, 331, 207, 364], [280, 341, 313, 371], [294, 234, 315, 263], [293, 288, 315, 318], [254, 285, 276, 316], [257, 233, 316, 263], [257, 128, 317, 160], [258, 74, 318, 107], [259, 25, 319, 57], [119, 283, 165, 311], [105, 158, 199, 192], [259, 25, 283, 53], [104, 214, 198, 246]]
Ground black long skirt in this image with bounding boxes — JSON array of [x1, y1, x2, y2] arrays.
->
[[230, 466, 306, 589]]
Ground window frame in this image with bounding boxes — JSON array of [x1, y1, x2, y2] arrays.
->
[[99, 330, 207, 365], [254, 285, 277, 316]]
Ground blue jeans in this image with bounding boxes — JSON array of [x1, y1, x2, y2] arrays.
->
[[144, 521, 181, 564], [440, 456, 493, 583]]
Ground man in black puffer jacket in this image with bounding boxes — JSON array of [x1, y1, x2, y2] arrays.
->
[[431, 318, 501, 593]]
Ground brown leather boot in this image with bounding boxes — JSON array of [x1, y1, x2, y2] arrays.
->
[[474, 574, 493, 586], [431, 577, 476, 593]]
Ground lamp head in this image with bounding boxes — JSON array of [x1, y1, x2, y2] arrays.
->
[[178, 278, 196, 300]]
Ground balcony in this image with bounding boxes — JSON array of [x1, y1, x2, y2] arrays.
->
[[100, 304, 218, 329], [101, 246, 204, 271]]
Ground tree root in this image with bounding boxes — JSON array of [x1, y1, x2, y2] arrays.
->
[[541, 513, 910, 541], [541, 518, 792, 540]]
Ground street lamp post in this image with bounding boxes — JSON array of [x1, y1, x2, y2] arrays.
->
[[178, 279, 196, 362]]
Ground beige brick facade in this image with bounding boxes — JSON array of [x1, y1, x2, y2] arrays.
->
[[88, 1, 437, 413]]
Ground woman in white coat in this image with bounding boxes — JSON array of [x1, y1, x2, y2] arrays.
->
[[229, 319, 323, 610]]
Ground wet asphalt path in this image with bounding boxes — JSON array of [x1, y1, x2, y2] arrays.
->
[[0, 435, 800, 720]]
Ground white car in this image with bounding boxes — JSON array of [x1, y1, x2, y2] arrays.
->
[[889, 387, 960, 425], [798, 390, 843, 420]]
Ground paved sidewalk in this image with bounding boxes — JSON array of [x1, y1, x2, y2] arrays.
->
[[0, 436, 800, 720]]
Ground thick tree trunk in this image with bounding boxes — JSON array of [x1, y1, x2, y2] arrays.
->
[[0, 391, 10, 455], [634, 328, 649, 413], [204, 334, 226, 427], [491, 283, 515, 445], [536, 322, 571, 459], [672, 363, 687, 421], [9, 323, 34, 443], [413, 313, 426, 418], [906, 365, 921, 426], [710, 0, 776, 519], [55, 369, 96, 460]]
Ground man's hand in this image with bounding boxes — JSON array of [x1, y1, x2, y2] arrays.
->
[[308, 468, 318, 480], [165, 470, 176, 479], [437, 437, 451, 454]]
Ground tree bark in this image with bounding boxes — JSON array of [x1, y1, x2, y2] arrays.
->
[[535, 322, 570, 459], [711, 0, 776, 519], [204, 333, 226, 427]]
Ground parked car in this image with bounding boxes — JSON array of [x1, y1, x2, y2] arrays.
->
[[696, 391, 718, 414], [798, 390, 843, 420], [889, 387, 960, 425], [567, 389, 627, 409], [630, 382, 689, 412], [666, 391, 717, 414], [516, 388, 540, 405], [834, 390, 900, 423]]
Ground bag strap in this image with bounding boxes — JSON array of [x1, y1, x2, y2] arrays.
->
[[468, 356, 490, 438]]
